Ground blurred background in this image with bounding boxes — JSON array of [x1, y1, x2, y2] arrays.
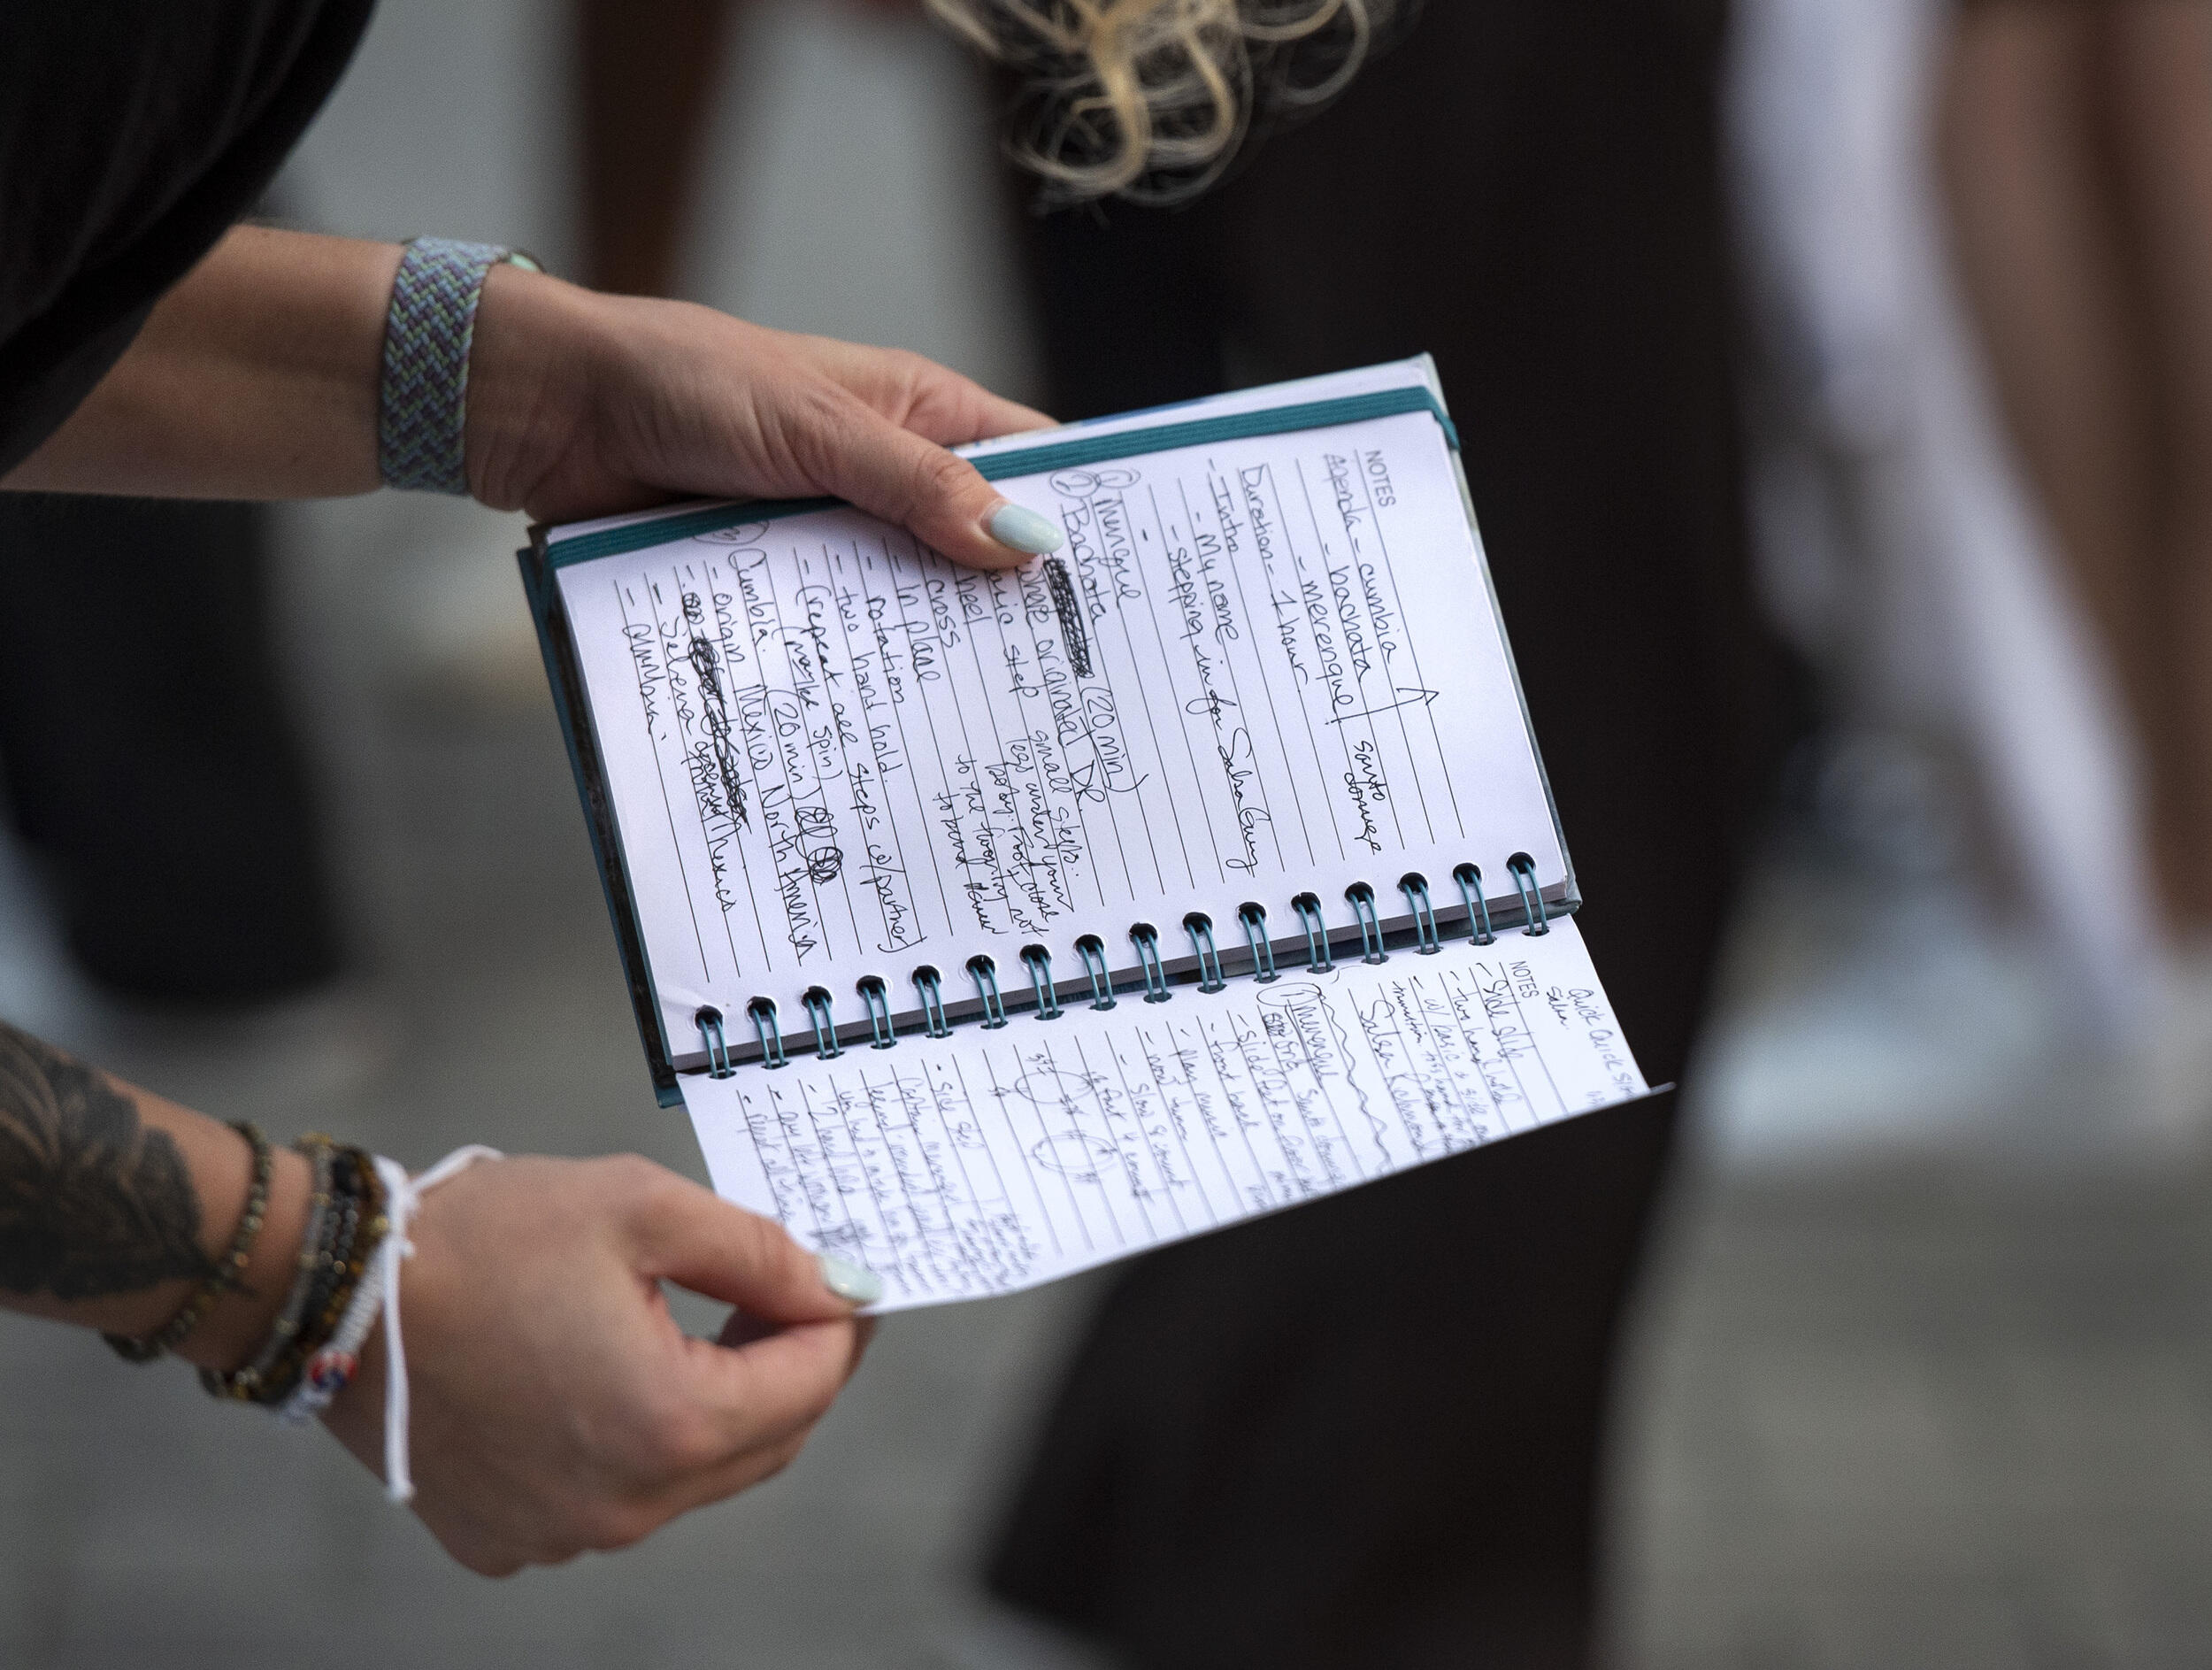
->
[[7, 0, 2212, 1664]]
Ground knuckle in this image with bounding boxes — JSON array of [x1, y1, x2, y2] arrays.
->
[[879, 348, 940, 402], [595, 1151, 662, 1194], [620, 1156, 692, 1219], [782, 385, 868, 478], [749, 1208, 804, 1270], [577, 1498, 661, 1553], [697, 1191, 773, 1274], [911, 447, 979, 515]]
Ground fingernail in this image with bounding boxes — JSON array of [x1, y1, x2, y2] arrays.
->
[[818, 1252, 883, 1306], [987, 501, 1064, 556]]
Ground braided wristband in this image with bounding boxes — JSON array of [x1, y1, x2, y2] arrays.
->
[[377, 238, 541, 495]]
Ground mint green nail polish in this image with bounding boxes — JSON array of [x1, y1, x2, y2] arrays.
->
[[818, 1252, 883, 1305], [987, 501, 1064, 556]]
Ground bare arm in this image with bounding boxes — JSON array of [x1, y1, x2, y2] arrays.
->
[[4, 224, 1061, 567], [0, 1020, 314, 1367]]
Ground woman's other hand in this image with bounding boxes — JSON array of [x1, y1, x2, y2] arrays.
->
[[319, 1153, 873, 1576], [465, 266, 1061, 569]]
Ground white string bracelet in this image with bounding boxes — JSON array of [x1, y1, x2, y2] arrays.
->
[[369, 1145, 503, 1505]]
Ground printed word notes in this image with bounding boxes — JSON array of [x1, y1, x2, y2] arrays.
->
[[682, 916, 1650, 1311]]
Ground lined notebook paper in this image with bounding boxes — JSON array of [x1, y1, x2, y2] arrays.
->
[[683, 918, 1645, 1311]]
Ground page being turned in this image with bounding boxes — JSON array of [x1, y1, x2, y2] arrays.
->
[[681, 916, 1649, 1312]]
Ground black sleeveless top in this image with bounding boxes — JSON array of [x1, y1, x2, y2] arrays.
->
[[0, 0, 374, 476]]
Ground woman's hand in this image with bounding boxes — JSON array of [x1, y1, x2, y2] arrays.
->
[[319, 1152, 873, 1576], [466, 269, 1061, 569]]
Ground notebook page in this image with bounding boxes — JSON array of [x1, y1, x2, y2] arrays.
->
[[681, 916, 1648, 1312], [957, 354, 1446, 470], [552, 393, 1565, 1059]]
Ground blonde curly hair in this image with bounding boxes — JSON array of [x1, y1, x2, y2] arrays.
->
[[929, 0, 1398, 204]]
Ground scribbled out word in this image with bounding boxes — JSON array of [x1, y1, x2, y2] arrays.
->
[[1043, 556, 1092, 677]]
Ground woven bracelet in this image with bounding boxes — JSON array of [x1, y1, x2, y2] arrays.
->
[[377, 237, 542, 495]]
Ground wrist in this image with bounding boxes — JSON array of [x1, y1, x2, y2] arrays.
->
[[463, 263, 602, 512]]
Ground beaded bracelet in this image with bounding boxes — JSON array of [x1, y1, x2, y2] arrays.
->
[[273, 1150, 385, 1403], [175, 1135, 504, 1512], [201, 1141, 388, 1407], [254, 1151, 388, 1405], [201, 1150, 365, 1406], [208, 1137, 334, 1398], [104, 1122, 273, 1364]]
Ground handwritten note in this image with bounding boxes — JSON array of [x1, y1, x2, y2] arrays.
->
[[554, 374, 1565, 1053], [681, 917, 1648, 1311]]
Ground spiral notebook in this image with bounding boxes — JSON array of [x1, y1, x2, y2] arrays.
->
[[522, 357, 1654, 1310]]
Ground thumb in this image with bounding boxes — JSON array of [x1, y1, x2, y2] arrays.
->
[[803, 397, 1064, 574], [629, 1175, 882, 1321]]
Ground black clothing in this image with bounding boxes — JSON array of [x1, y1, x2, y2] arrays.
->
[[988, 4, 1793, 1666], [0, 493, 342, 1002], [0, 4, 369, 1001], [0, 0, 375, 474]]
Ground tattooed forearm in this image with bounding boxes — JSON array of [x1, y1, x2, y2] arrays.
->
[[0, 1021, 210, 1300]]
